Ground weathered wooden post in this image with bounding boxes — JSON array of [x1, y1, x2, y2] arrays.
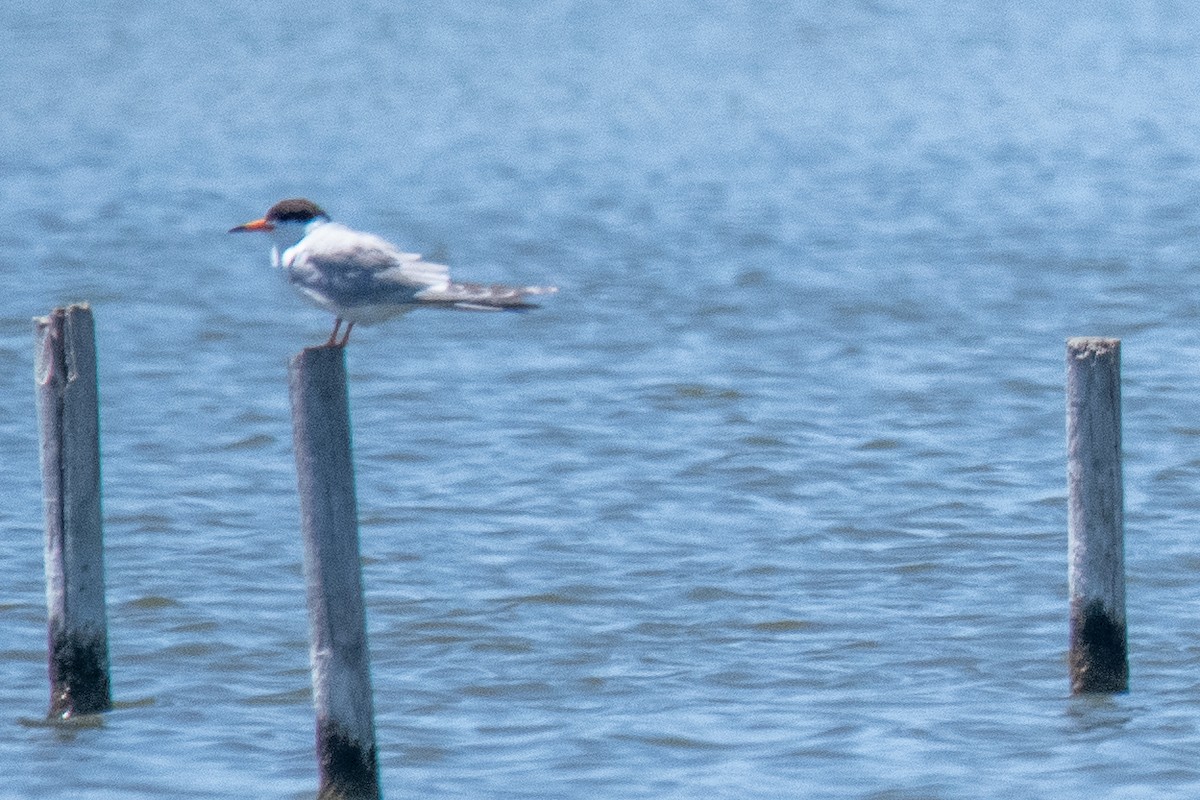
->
[[1066, 337, 1128, 694], [288, 345, 380, 800], [34, 304, 112, 718]]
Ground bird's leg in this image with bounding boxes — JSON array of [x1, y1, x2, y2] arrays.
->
[[338, 321, 355, 347], [325, 318, 343, 347]]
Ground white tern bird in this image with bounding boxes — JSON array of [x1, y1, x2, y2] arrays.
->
[[230, 198, 556, 346]]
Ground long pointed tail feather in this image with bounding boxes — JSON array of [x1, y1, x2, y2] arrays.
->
[[416, 282, 558, 311]]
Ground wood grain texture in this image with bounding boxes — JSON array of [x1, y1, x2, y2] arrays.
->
[[289, 345, 380, 799], [34, 304, 112, 717], [1066, 337, 1127, 694]]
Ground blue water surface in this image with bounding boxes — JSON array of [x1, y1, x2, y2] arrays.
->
[[5, 2, 1200, 797]]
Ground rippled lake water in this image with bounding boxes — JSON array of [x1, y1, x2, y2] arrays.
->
[[6, 2, 1200, 797]]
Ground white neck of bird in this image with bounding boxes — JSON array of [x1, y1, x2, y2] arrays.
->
[[268, 217, 327, 267]]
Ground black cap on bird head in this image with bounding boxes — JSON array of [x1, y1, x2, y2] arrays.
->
[[230, 198, 328, 233], [264, 198, 328, 224]]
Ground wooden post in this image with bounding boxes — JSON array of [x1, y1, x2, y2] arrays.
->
[[1066, 337, 1128, 694], [34, 304, 112, 717], [288, 346, 380, 800]]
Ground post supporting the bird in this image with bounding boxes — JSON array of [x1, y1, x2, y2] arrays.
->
[[34, 304, 112, 718], [288, 345, 380, 800], [1066, 337, 1128, 694]]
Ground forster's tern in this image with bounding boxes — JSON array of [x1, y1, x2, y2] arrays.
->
[[230, 198, 556, 346]]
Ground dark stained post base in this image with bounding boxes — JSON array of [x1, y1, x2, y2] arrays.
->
[[316, 718, 380, 800], [1069, 599, 1128, 694]]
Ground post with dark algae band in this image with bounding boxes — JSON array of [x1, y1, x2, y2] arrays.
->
[[34, 304, 113, 718], [1066, 337, 1128, 694], [288, 344, 381, 799]]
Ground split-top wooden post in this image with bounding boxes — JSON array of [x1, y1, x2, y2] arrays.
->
[[34, 303, 112, 717]]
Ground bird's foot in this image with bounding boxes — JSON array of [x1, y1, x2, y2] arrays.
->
[[324, 318, 343, 347]]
